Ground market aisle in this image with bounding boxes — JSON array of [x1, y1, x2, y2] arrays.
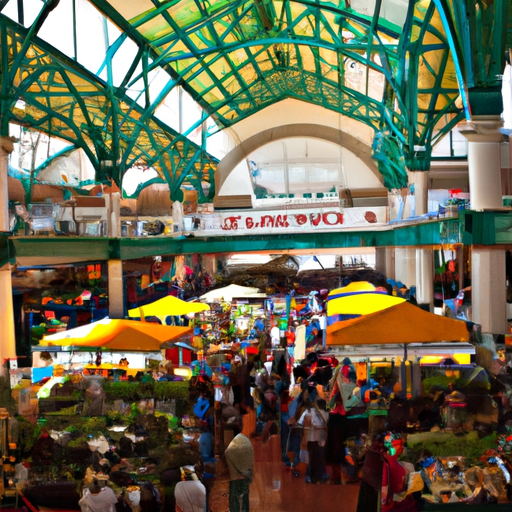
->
[[210, 435, 360, 512]]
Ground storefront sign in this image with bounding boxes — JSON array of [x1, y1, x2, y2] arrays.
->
[[215, 206, 387, 234]]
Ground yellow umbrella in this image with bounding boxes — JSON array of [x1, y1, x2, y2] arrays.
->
[[128, 295, 209, 321], [327, 281, 404, 316]]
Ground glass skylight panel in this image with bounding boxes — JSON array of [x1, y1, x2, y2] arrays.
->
[[110, 36, 140, 88], [1, 1, 19, 25], [35, 1, 74, 58], [122, 165, 158, 196], [180, 88, 203, 142], [349, 0, 408, 32], [154, 85, 180, 132], [206, 129, 227, 160], [20, 0, 43, 27], [2, 0, 44, 27], [106, 15, 121, 42], [125, 77, 146, 106], [145, 67, 169, 103], [75, 0, 108, 79]]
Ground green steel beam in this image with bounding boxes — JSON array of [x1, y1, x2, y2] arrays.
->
[[397, 0, 470, 171], [86, 0, 472, 187], [10, 219, 461, 264], [0, 15, 217, 200], [11, 237, 114, 263], [448, 0, 511, 115], [461, 211, 512, 246]]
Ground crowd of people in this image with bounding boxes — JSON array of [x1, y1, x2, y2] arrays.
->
[[248, 351, 396, 485]]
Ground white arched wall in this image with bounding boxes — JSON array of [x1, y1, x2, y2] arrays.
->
[[221, 98, 375, 148], [214, 123, 380, 208]]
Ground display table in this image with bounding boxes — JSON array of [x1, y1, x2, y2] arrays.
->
[[422, 504, 511, 511]]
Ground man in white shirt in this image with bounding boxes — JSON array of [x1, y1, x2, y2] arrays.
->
[[298, 399, 329, 483], [79, 482, 118, 512], [175, 479, 206, 512], [270, 326, 280, 348]]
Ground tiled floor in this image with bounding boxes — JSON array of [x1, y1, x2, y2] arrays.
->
[[210, 436, 360, 512]]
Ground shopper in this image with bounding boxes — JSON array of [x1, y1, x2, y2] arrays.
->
[[198, 429, 216, 512], [326, 364, 347, 485], [299, 398, 328, 484], [79, 480, 118, 512], [278, 387, 292, 464], [225, 434, 254, 512], [174, 477, 206, 512]]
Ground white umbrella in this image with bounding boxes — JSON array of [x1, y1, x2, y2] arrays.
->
[[200, 284, 267, 302]]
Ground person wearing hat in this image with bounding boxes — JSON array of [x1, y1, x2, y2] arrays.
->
[[79, 479, 118, 512], [225, 434, 254, 512]]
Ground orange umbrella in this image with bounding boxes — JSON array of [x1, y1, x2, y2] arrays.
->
[[40, 318, 192, 351], [326, 301, 469, 345]]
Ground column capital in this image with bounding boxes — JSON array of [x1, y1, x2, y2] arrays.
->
[[458, 116, 505, 143], [0, 136, 17, 154]]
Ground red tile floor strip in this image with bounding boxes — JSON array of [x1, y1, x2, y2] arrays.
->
[[209, 435, 360, 512]]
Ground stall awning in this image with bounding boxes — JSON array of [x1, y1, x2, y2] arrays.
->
[[323, 342, 476, 361], [128, 295, 209, 319], [327, 281, 405, 316], [39, 318, 192, 351], [326, 301, 469, 346], [200, 284, 267, 301]]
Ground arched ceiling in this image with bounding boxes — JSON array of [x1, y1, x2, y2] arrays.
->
[[0, 0, 510, 200], [90, 0, 470, 186]]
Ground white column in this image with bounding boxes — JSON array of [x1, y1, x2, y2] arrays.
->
[[471, 247, 507, 333], [110, 192, 120, 237], [416, 248, 434, 310], [408, 170, 428, 215], [375, 247, 395, 280], [459, 116, 504, 210], [108, 259, 124, 319], [394, 247, 416, 288], [0, 137, 17, 363]]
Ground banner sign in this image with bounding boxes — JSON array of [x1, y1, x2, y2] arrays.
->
[[214, 206, 388, 235]]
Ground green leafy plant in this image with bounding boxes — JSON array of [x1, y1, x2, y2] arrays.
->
[[102, 380, 189, 405], [81, 416, 108, 436], [66, 436, 89, 449], [407, 431, 497, 459]]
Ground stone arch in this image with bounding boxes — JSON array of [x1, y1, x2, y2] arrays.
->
[[214, 123, 380, 208]]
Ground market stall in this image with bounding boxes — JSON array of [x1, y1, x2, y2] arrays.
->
[[325, 281, 470, 401], [38, 318, 192, 349], [34, 318, 192, 372], [326, 300, 469, 345], [322, 282, 512, 507]]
